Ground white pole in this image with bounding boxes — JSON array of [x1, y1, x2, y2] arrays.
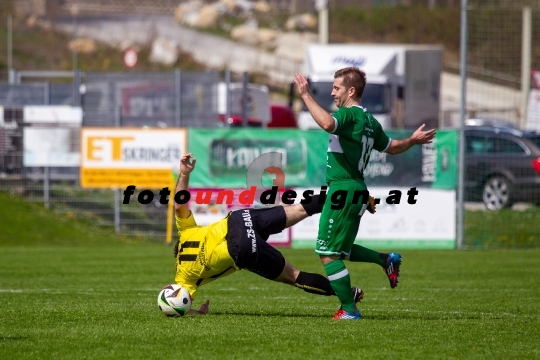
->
[[316, 0, 328, 45], [520, 6, 532, 130], [457, 0, 468, 250]]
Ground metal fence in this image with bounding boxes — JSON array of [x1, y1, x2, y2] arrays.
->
[[0, 69, 222, 240], [458, 1, 540, 249]]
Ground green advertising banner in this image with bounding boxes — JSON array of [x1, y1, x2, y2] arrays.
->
[[364, 130, 458, 190], [188, 129, 328, 188], [188, 129, 458, 190]]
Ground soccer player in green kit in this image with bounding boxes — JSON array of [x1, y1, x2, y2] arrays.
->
[[294, 67, 436, 320]]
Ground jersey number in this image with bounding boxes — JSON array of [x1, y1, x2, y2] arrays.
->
[[358, 135, 374, 172]]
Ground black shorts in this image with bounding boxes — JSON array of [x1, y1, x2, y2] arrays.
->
[[226, 206, 287, 280]]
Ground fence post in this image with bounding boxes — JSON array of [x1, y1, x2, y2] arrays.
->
[[174, 69, 181, 127], [44, 166, 50, 209], [225, 69, 231, 127], [114, 105, 121, 234], [74, 70, 81, 107], [242, 71, 248, 127], [457, 0, 468, 250], [520, 6, 532, 130]]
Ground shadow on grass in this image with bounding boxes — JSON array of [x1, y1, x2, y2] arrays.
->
[[210, 311, 330, 319]]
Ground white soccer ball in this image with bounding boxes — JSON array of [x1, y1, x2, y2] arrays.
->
[[157, 284, 192, 317]]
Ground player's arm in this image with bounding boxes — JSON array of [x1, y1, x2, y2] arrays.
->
[[385, 124, 436, 155], [293, 73, 335, 132], [187, 300, 210, 315], [175, 153, 197, 219]]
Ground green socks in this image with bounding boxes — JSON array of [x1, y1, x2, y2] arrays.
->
[[323, 260, 356, 314], [347, 244, 387, 267]]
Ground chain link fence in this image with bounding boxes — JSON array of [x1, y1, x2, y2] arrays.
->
[[461, 1, 540, 249], [0, 70, 221, 240]]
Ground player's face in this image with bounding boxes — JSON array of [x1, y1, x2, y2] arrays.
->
[[331, 77, 350, 108]]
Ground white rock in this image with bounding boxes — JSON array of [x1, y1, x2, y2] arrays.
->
[[196, 4, 220, 28], [149, 38, 179, 66]]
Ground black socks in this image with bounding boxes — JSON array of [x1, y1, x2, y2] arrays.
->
[[294, 271, 335, 296]]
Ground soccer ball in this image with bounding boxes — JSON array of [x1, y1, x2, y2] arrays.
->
[[157, 284, 192, 317]]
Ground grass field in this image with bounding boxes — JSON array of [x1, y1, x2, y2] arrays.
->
[[1, 192, 539, 359]]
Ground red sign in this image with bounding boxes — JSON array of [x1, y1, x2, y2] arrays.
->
[[123, 49, 138, 68], [532, 69, 540, 90]]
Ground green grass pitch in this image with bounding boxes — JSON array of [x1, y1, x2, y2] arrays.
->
[[0, 192, 539, 359]]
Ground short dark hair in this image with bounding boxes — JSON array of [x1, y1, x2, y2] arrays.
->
[[334, 67, 367, 100]]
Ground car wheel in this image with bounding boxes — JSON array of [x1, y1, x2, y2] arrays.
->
[[482, 176, 512, 210]]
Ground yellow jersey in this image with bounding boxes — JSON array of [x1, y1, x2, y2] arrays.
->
[[174, 212, 238, 299]]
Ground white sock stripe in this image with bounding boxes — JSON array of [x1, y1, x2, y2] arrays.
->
[[328, 269, 349, 281]]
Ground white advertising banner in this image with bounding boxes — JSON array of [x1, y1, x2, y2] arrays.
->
[[526, 89, 540, 132], [23, 128, 80, 167], [23, 106, 83, 124], [291, 187, 456, 249]]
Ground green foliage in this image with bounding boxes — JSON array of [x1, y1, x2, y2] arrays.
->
[[0, 191, 152, 246], [464, 207, 540, 249], [330, 6, 461, 53], [0, 15, 204, 73]]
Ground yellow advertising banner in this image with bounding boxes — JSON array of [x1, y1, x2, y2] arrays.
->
[[80, 128, 186, 189], [80, 168, 173, 189]]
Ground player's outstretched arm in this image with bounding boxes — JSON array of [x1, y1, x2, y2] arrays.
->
[[293, 73, 336, 132], [175, 153, 197, 219], [385, 124, 436, 155], [187, 300, 210, 315]]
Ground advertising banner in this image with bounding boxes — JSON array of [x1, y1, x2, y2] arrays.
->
[[290, 187, 455, 249], [364, 130, 458, 189], [188, 129, 458, 189], [23, 106, 83, 124], [80, 128, 186, 188], [188, 129, 328, 188], [24, 128, 80, 167]]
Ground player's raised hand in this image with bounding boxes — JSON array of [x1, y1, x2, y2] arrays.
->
[[411, 124, 436, 144], [180, 153, 197, 175], [293, 73, 310, 98]]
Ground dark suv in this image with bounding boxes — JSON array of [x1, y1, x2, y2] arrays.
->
[[465, 126, 540, 210]]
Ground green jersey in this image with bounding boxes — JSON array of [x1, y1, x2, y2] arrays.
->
[[326, 105, 390, 183]]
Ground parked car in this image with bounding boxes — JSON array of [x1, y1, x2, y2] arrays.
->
[[464, 126, 540, 210], [465, 118, 518, 129]]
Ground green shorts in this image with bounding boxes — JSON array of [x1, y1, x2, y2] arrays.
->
[[316, 180, 370, 256]]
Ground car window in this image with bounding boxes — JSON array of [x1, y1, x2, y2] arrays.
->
[[497, 138, 526, 154], [527, 135, 540, 149], [466, 135, 495, 154]]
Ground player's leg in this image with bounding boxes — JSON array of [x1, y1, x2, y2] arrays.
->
[[282, 194, 325, 228], [344, 246, 402, 289], [252, 194, 324, 240], [343, 235, 402, 288], [345, 244, 388, 266], [317, 182, 364, 317], [273, 259, 334, 295], [253, 244, 364, 301]]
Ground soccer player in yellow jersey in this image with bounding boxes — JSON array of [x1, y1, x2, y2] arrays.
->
[[170, 153, 370, 315]]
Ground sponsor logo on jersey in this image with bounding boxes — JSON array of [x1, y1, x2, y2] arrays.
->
[[242, 210, 257, 253]]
